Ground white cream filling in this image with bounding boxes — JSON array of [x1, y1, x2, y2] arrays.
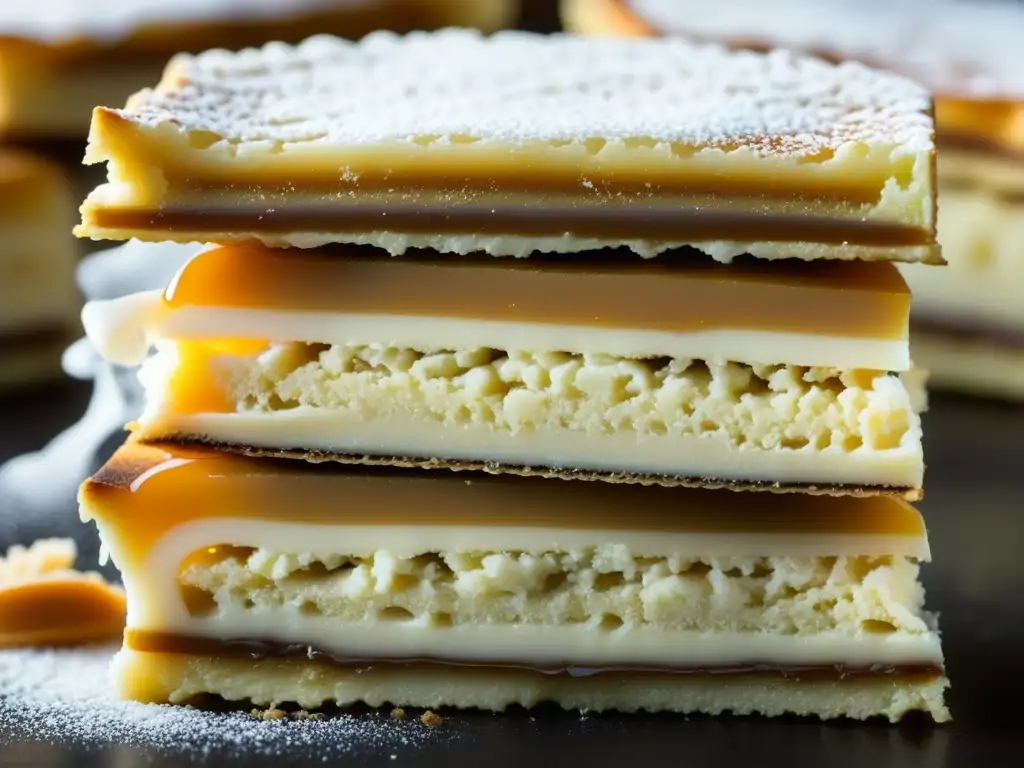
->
[[97, 517, 942, 669], [82, 289, 910, 371], [137, 409, 924, 489]]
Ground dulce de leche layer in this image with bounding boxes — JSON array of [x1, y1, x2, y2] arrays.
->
[[579, 0, 1024, 156], [83, 244, 912, 373], [169, 243, 908, 341], [79, 440, 929, 576], [76, 30, 937, 261]]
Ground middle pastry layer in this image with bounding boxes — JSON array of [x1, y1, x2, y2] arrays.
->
[[83, 244, 923, 493]]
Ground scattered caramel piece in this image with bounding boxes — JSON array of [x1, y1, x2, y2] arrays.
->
[[0, 538, 126, 649], [420, 710, 444, 727], [390, 707, 407, 720]]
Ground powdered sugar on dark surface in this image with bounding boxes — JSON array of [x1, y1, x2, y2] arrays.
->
[[0, 644, 453, 761]]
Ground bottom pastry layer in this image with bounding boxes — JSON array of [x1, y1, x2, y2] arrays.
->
[[910, 330, 1024, 400], [112, 648, 951, 722]]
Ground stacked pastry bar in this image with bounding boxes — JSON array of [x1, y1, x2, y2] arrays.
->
[[76, 31, 949, 721], [0, 0, 515, 139], [0, 149, 77, 387], [564, 0, 1024, 399]]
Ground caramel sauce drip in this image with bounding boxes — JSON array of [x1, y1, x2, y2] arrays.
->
[[80, 441, 925, 573], [0, 579, 126, 648], [124, 629, 944, 683], [163, 245, 910, 340]]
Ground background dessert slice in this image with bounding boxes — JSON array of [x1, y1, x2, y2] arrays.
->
[[0, 538, 125, 648], [75, 29, 938, 263], [564, 0, 1024, 400], [0, 150, 79, 388], [80, 440, 948, 721], [83, 244, 925, 494], [0, 0, 516, 139]]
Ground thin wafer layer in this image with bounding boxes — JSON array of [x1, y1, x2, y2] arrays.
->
[[80, 441, 947, 720], [76, 30, 938, 261]]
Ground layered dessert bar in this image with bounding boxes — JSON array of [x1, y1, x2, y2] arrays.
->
[[0, 538, 125, 648], [75, 30, 939, 264], [78, 440, 949, 721], [82, 243, 926, 494], [0, 0, 515, 139], [564, 0, 1024, 398], [0, 149, 79, 387]]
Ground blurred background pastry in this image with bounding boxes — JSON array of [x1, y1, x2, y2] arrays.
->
[[0, 149, 77, 388], [562, 0, 1024, 400], [0, 0, 518, 140]]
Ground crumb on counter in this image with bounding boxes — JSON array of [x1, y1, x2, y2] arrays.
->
[[420, 710, 443, 727]]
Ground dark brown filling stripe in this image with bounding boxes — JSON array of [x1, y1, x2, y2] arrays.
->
[[126, 631, 944, 683], [91, 205, 930, 245]]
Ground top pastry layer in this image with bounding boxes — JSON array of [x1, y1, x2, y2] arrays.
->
[[579, 0, 1023, 155], [75, 30, 938, 261]]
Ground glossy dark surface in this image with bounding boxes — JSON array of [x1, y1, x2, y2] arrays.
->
[[0, 378, 1022, 767]]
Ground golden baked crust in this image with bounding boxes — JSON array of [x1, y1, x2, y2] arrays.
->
[[75, 30, 938, 261]]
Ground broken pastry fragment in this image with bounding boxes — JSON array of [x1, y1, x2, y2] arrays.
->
[[563, 0, 1024, 400], [75, 29, 939, 263], [78, 440, 949, 722], [82, 244, 925, 495], [0, 0, 516, 139], [0, 538, 126, 648]]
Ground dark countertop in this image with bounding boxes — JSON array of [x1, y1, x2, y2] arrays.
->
[[0, 379, 1021, 767]]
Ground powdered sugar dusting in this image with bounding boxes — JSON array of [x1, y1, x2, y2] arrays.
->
[[0, 645, 450, 756], [114, 29, 933, 157], [628, 0, 1024, 100], [0, 0, 372, 46]]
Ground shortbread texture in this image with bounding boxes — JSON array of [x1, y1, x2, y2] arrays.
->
[[115, 650, 950, 721], [148, 342, 921, 456], [182, 547, 931, 638]]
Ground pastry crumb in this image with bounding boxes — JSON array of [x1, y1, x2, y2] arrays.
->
[[420, 710, 443, 727], [390, 707, 406, 720], [250, 707, 287, 721], [292, 709, 323, 721]]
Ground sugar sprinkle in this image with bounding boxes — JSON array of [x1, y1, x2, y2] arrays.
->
[[0, 645, 451, 757]]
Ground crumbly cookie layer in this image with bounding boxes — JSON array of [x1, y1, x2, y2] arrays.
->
[[182, 547, 928, 637], [135, 342, 925, 488]]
